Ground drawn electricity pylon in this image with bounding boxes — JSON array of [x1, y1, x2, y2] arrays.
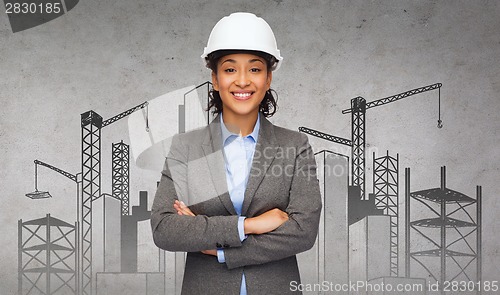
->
[[299, 83, 442, 277]]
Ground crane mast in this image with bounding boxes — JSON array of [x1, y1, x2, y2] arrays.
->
[[80, 102, 148, 295], [350, 96, 368, 199]]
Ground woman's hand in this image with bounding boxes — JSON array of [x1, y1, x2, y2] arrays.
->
[[244, 208, 289, 235], [173, 200, 217, 256], [173, 200, 195, 216], [201, 249, 217, 256]]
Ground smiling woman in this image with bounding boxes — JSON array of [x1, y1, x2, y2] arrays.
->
[[151, 12, 322, 295]]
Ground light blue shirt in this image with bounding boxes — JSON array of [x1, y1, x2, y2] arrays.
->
[[217, 112, 260, 295]]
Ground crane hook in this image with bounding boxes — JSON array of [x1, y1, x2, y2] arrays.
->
[[145, 102, 150, 132], [437, 87, 443, 128]]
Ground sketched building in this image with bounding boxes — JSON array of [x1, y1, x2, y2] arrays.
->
[[121, 191, 152, 272], [297, 150, 349, 294], [97, 191, 165, 295], [104, 194, 121, 272], [18, 214, 78, 295], [349, 215, 390, 288], [348, 188, 385, 287]]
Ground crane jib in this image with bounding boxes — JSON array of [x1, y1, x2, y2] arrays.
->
[[102, 101, 149, 127], [342, 83, 442, 114], [34, 159, 78, 183]]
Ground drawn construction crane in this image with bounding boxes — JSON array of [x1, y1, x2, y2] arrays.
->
[[342, 83, 442, 200], [300, 83, 442, 278], [80, 101, 148, 295], [301, 82, 442, 200]]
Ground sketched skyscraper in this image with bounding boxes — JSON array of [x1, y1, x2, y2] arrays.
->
[[297, 150, 349, 294]]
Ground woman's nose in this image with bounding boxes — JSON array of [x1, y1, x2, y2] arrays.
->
[[235, 72, 250, 87]]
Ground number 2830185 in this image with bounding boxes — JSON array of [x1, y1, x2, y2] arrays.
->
[[5, 2, 62, 14]]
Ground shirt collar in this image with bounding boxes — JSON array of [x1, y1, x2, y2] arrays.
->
[[220, 112, 260, 146]]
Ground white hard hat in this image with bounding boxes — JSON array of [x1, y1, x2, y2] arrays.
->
[[201, 12, 283, 71]]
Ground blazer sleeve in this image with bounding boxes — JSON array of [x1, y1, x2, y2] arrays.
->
[[222, 134, 322, 269], [150, 134, 243, 252]]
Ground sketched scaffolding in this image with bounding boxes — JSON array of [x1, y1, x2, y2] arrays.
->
[[373, 151, 399, 277], [18, 214, 78, 295], [112, 140, 130, 216], [405, 166, 482, 294]]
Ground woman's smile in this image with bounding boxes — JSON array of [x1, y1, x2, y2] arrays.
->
[[232, 91, 254, 101]]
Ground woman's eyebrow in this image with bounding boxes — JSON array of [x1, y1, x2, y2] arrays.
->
[[249, 59, 264, 64], [220, 58, 264, 66], [220, 59, 236, 65]]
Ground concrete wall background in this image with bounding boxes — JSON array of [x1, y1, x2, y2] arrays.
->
[[1, 0, 499, 293]]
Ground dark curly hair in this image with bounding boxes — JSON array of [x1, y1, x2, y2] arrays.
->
[[205, 50, 278, 118]]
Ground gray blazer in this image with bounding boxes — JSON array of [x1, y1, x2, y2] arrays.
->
[[151, 113, 322, 295]]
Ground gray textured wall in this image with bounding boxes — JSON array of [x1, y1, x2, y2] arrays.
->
[[1, 0, 499, 294]]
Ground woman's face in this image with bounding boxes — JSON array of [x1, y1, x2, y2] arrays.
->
[[212, 53, 272, 120]]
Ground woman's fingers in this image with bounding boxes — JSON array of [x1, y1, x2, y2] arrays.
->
[[173, 201, 182, 213], [179, 201, 196, 216], [173, 200, 196, 216], [201, 249, 217, 256]]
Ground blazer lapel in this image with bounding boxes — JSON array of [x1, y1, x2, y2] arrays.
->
[[241, 116, 278, 216], [201, 114, 237, 215]]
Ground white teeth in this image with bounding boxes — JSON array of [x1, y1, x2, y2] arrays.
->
[[233, 92, 251, 98]]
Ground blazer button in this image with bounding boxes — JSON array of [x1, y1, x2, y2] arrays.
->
[[223, 243, 229, 248], [216, 243, 222, 248]]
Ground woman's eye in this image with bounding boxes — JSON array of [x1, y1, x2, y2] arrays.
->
[[250, 68, 261, 72], [224, 68, 235, 73]]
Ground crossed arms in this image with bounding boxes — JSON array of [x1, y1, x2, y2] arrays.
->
[[150, 133, 322, 270]]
